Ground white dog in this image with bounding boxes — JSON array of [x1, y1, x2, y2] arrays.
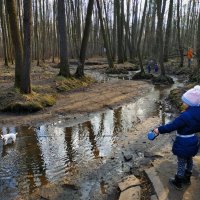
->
[[1, 133, 18, 145]]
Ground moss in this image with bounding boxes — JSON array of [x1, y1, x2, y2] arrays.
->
[[132, 71, 153, 80], [168, 88, 183, 110], [152, 75, 174, 85], [0, 87, 56, 113], [36, 94, 56, 107], [106, 68, 129, 74], [2, 102, 42, 112], [56, 75, 95, 92]]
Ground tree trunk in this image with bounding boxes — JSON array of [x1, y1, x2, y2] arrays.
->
[[177, 0, 184, 67], [116, 0, 124, 63], [57, 0, 70, 77], [75, 0, 94, 77], [112, 0, 117, 60], [21, 0, 32, 94], [52, 0, 56, 63], [96, 0, 114, 69], [6, 0, 23, 88], [156, 0, 166, 76], [0, 0, 8, 66], [163, 0, 173, 62], [34, 0, 40, 66], [196, 11, 200, 70], [137, 0, 147, 74]]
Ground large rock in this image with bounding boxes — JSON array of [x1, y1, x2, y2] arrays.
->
[[119, 186, 141, 200], [118, 175, 141, 191], [145, 168, 169, 200]]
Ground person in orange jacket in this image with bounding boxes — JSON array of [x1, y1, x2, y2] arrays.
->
[[187, 47, 193, 67]]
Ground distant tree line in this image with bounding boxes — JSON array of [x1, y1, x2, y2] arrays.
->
[[0, 0, 200, 93]]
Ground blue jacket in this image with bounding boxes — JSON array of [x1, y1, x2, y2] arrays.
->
[[158, 106, 200, 158]]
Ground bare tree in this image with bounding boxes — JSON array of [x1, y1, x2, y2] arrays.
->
[[196, 10, 200, 76], [96, 0, 114, 68], [57, 0, 70, 77], [0, 0, 8, 66], [137, 0, 147, 74], [177, 0, 184, 67], [164, 0, 173, 62], [155, 0, 166, 76], [75, 0, 94, 77], [6, 0, 23, 88], [116, 0, 124, 63], [21, 0, 32, 93]]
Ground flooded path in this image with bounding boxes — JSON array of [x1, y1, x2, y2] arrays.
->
[[0, 72, 184, 200]]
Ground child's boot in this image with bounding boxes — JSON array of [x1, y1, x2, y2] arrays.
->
[[169, 175, 183, 190], [183, 170, 192, 185]]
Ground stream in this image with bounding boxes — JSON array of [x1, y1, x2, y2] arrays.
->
[[0, 71, 184, 200]]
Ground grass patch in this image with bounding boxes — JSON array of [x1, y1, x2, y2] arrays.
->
[[0, 87, 56, 113], [56, 75, 96, 92]]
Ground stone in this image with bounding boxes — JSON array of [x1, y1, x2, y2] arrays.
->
[[119, 186, 141, 200], [123, 153, 133, 161], [118, 175, 140, 191], [145, 168, 169, 200]]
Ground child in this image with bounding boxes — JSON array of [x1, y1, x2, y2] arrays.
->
[[186, 47, 193, 68], [154, 63, 159, 73], [146, 63, 151, 73], [153, 85, 200, 190]]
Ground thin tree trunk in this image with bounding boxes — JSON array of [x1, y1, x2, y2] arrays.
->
[[156, 0, 166, 76], [34, 0, 39, 66], [112, 0, 117, 60], [163, 0, 173, 62], [137, 0, 147, 74], [177, 0, 184, 67], [196, 11, 200, 70], [116, 0, 124, 63], [52, 0, 56, 63], [96, 0, 114, 68], [0, 0, 8, 66]]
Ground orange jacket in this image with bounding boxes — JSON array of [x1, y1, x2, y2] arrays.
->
[[187, 49, 193, 59]]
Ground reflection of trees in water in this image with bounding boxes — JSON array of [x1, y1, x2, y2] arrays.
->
[[98, 113, 105, 137], [18, 126, 47, 193], [96, 110, 114, 157], [36, 125, 67, 182], [64, 127, 74, 162], [113, 107, 123, 135], [84, 121, 99, 158]]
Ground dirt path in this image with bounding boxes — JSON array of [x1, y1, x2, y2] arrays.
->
[[0, 80, 150, 126]]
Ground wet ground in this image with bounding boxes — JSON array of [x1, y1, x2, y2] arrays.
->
[[0, 69, 185, 200]]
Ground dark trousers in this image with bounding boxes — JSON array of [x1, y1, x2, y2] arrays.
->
[[177, 156, 193, 177]]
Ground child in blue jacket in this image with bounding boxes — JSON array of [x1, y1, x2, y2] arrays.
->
[[153, 85, 200, 190]]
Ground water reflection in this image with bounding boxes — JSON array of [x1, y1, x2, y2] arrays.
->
[[0, 81, 183, 199]]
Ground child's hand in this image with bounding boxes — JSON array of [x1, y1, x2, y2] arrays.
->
[[153, 128, 159, 136]]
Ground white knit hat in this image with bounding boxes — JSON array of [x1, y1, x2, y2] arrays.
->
[[181, 85, 200, 106]]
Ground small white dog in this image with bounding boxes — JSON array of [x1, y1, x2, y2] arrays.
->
[[1, 132, 18, 145]]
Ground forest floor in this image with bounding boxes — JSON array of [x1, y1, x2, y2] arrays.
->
[[0, 58, 146, 127]]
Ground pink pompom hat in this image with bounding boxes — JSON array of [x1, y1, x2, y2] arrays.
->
[[181, 85, 200, 106]]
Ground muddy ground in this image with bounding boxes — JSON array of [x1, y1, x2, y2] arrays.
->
[[0, 60, 149, 127]]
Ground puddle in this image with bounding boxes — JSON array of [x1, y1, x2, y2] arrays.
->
[[0, 75, 184, 199]]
